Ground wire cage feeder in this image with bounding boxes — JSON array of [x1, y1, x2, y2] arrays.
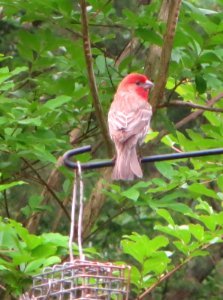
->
[[31, 260, 131, 300]]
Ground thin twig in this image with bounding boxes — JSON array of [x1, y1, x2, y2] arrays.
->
[[104, 56, 115, 91], [79, 0, 113, 156], [159, 100, 223, 112], [3, 190, 10, 218], [166, 78, 190, 102], [88, 23, 127, 29], [21, 158, 70, 220]]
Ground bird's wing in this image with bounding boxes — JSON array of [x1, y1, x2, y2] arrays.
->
[[108, 101, 152, 143]]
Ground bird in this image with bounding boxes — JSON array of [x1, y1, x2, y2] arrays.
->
[[108, 73, 153, 180]]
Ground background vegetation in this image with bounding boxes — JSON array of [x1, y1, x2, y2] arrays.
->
[[0, 0, 223, 299]]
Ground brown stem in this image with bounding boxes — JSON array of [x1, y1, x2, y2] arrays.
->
[[79, 0, 113, 156], [150, 0, 182, 109], [145, 0, 169, 80], [3, 190, 10, 218], [115, 37, 140, 67], [159, 99, 223, 112], [167, 79, 192, 102]]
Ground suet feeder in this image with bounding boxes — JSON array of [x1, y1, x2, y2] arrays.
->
[[31, 260, 131, 299]]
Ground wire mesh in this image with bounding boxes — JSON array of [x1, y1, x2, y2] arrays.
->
[[31, 260, 131, 300]]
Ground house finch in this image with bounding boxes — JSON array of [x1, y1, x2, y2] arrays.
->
[[108, 73, 153, 180]]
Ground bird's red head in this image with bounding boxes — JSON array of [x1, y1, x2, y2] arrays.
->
[[117, 73, 154, 100]]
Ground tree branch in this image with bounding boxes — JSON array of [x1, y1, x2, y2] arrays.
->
[[22, 158, 70, 226], [150, 0, 182, 109], [136, 241, 219, 300], [145, 0, 169, 80], [159, 99, 223, 112], [174, 92, 223, 129], [114, 37, 140, 67], [152, 92, 223, 144], [80, 0, 113, 156], [136, 260, 187, 300]]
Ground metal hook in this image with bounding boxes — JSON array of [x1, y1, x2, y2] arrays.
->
[[63, 146, 223, 170]]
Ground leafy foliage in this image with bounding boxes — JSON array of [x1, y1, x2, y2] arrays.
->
[[0, 217, 67, 295], [0, 0, 223, 299]]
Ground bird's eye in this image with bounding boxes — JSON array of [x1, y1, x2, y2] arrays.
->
[[136, 81, 141, 86]]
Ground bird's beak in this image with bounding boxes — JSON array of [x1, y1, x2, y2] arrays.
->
[[142, 80, 154, 90]]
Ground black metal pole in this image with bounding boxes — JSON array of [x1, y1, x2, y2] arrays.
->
[[63, 146, 223, 170]]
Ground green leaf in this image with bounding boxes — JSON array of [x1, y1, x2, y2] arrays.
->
[[199, 50, 222, 63], [189, 224, 204, 241], [11, 66, 28, 76], [188, 183, 218, 200], [18, 117, 42, 126], [136, 28, 163, 46], [121, 188, 139, 201], [0, 181, 26, 192], [195, 199, 214, 215], [28, 195, 43, 209], [121, 234, 149, 264], [217, 175, 223, 192], [43, 95, 72, 110], [32, 145, 57, 163], [155, 162, 175, 179], [199, 215, 217, 231], [32, 244, 57, 258], [121, 233, 169, 264], [190, 250, 209, 257], [161, 135, 176, 148], [42, 233, 68, 248], [156, 209, 175, 226], [10, 220, 43, 250], [144, 131, 159, 143], [143, 252, 170, 275], [173, 241, 190, 255], [155, 225, 191, 244], [129, 265, 141, 287], [95, 55, 106, 74], [43, 256, 61, 267], [25, 258, 46, 273], [195, 75, 207, 94], [166, 203, 193, 214]]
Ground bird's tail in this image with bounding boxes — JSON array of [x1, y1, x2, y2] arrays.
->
[[112, 145, 142, 180]]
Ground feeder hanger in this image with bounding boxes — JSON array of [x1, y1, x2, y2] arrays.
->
[[63, 145, 223, 170]]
